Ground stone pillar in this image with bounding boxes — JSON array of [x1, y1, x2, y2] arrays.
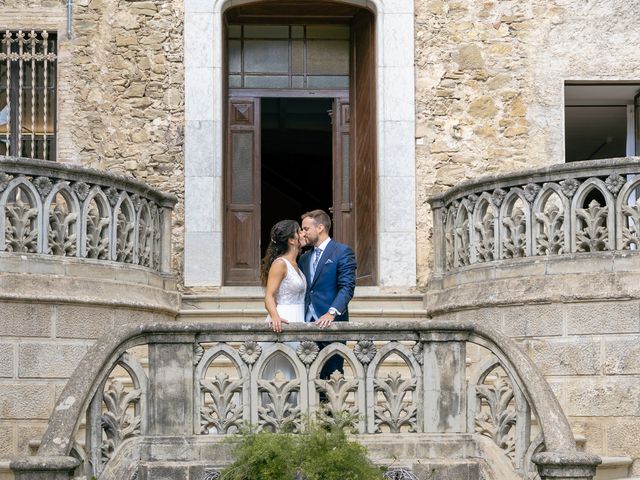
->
[[430, 199, 446, 275], [422, 333, 467, 432], [160, 206, 173, 274], [11, 456, 79, 480], [148, 337, 195, 435], [533, 452, 601, 480]]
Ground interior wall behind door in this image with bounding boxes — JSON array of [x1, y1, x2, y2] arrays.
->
[[261, 97, 333, 257]]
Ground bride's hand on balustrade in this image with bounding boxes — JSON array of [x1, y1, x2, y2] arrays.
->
[[269, 317, 289, 333]]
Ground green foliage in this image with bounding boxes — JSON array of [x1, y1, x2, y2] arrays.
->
[[219, 421, 384, 480]]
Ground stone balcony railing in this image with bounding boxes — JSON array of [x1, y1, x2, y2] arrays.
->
[[0, 156, 177, 273], [11, 321, 599, 480], [428, 158, 640, 277]]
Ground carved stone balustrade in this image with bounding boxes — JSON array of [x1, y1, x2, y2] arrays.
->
[[0, 156, 177, 273], [11, 321, 599, 480], [428, 158, 640, 275], [426, 158, 640, 314]]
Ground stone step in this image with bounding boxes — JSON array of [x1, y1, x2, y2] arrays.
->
[[181, 291, 425, 311], [595, 456, 633, 480]]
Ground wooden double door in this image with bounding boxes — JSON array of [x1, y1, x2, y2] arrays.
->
[[223, 12, 376, 286]]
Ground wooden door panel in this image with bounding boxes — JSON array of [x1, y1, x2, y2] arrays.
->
[[332, 98, 354, 248], [224, 97, 261, 284], [351, 10, 377, 285]]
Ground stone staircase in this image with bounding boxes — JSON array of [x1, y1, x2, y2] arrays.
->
[[3, 291, 635, 480], [179, 287, 428, 324], [177, 290, 636, 480]]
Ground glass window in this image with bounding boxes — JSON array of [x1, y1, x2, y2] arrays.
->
[[228, 24, 350, 90], [307, 40, 349, 75], [243, 40, 289, 74]]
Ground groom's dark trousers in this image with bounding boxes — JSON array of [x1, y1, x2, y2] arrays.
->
[[300, 239, 356, 379]]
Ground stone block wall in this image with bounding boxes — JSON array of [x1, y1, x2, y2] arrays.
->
[[0, 255, 178, 476], [0, 301, 175, 473]]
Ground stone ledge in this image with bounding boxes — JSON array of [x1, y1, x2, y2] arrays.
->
[[426, 251, 640, 315], [0, 254, 179, 315]]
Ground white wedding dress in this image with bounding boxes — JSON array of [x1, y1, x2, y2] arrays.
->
[[261, 257, 307, 381]]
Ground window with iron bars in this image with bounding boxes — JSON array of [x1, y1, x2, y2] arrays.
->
[[0, 30, 57, 161]]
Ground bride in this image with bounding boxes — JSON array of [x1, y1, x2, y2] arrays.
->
[[260, 219, 307, 381]]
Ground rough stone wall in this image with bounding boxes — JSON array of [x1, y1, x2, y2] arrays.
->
[[0, 0, 185, 278], [414, 0, 640, 285]]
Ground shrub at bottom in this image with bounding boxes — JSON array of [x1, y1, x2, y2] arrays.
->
[[219, 423, 384, 480]]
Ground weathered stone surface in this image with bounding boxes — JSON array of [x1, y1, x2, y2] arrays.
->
[[0, 302, 53, 337], [526, 339, 601, 376], [0, 344, 14, 378], [18, 343, 90, 378], [414, 460, 479, 479], [457, 307, 503, 331], [0, 384, 53, 420], [567, 377, 640, 416], [0, 423, 14, 457], [603, 337, 640, 374], [467, 96, 497, 118], [606, 419, 640, 458], [55, 305, 116, 339], [502, 304, 563, 337], [569, 419, 604, 454], [139, 463, 189, 480], [16, 422, 47, 455], [566, 301, 639, 335]]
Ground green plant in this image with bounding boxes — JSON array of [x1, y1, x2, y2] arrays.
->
[[219, 421, 384, 480]]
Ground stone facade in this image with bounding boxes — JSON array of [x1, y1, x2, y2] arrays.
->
[[415, 0, 640, 285], [0, 0, 639, 478]]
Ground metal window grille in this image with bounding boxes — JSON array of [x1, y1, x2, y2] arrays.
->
[[0, 30, 57, 161]]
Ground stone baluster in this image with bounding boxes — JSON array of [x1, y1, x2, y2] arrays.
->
[[422, 332, 467, 432], [147, 335, 196, 435], [533, 452, 601, 480]]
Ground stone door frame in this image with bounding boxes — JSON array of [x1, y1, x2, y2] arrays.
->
[[183, 0, 416, 289]]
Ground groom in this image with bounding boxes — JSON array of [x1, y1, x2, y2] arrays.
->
[[300, 210, 356, 376]]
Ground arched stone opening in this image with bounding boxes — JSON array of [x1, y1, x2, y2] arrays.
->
[[184, 0, 416, 289]]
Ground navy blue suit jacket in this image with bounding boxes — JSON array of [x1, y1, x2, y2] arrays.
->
[[299, 239, 356, 322]]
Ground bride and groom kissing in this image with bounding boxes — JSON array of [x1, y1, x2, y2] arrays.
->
[[260, 209, 357, 378]]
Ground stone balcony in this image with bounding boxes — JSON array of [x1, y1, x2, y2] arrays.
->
[[0, 156, 179, 313], [426, 158, 640, 314]]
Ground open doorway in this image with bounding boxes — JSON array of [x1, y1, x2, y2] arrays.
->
[[261, 97, 333, 255], [565, 83, 640, 161]]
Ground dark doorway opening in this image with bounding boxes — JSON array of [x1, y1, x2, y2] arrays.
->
[[261, 97, 333, 255]]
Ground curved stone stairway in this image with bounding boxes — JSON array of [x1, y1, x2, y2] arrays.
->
[[2, 291, 633, 480], [177, 290, 634, 480]]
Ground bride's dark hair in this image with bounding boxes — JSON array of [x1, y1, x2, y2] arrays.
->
[[260, 219, 299, 286]]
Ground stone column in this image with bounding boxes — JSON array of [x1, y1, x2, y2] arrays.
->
[[10, 456, 79, 480], [430, 199, 447, 275], [422, 332, 467, 432], [147, 336, 195, 435], [533, 452, 601, 480], [160, 206, 173, 274]]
